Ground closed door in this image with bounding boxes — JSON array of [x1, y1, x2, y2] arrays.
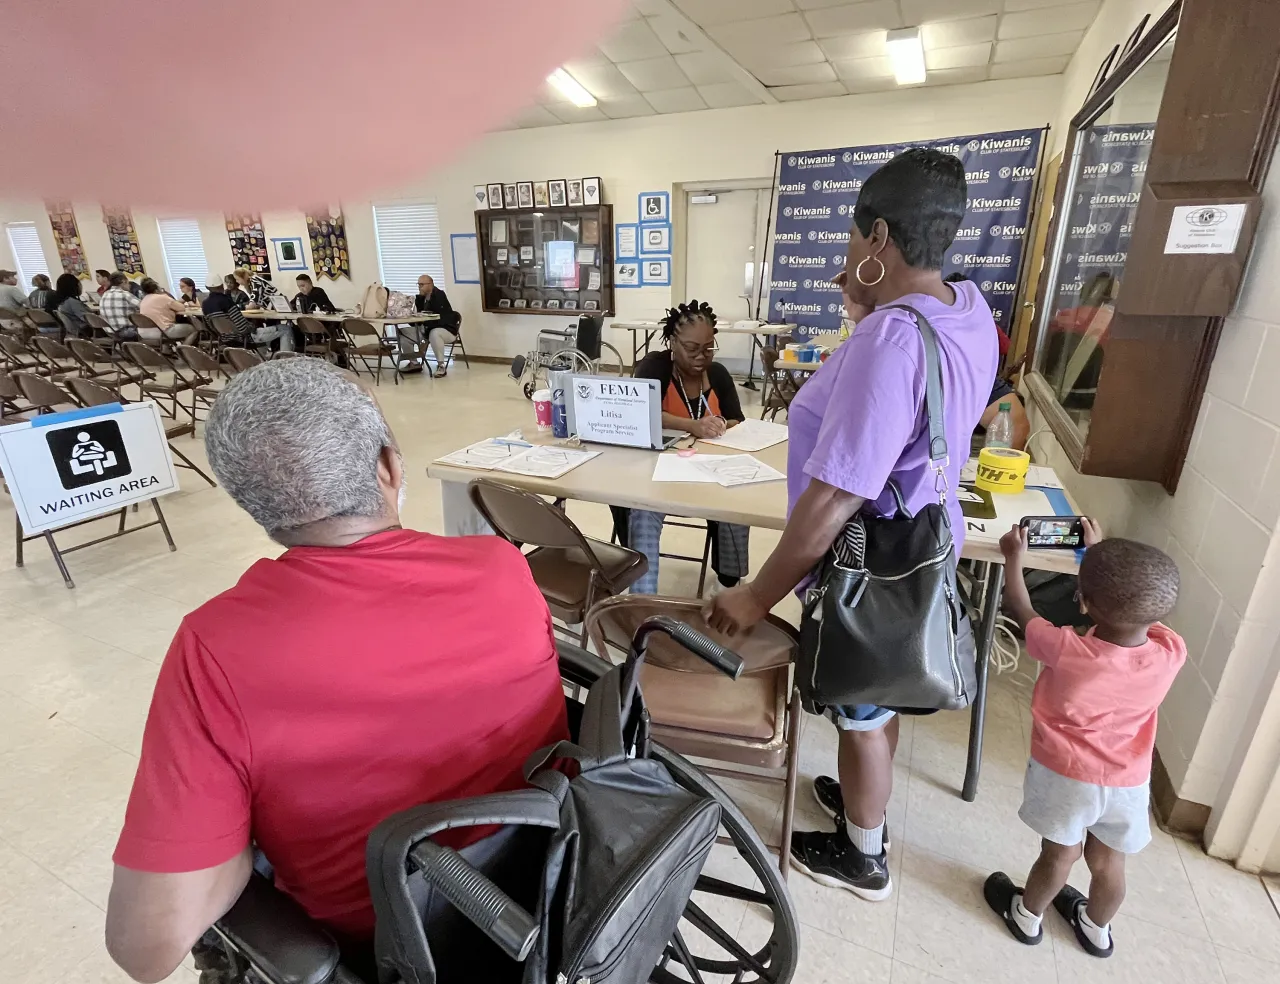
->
[[684, 188, 771, 368]]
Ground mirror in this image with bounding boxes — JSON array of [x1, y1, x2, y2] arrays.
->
[[1032, 30, 1176, 442]]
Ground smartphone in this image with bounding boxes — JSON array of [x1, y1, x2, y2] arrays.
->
[[1020, 515, 1084, 550]]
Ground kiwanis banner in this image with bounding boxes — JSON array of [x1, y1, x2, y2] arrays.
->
[[767, 127, 1044, 337]]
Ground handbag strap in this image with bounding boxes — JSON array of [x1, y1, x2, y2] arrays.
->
[[885, 304, 949, 502]]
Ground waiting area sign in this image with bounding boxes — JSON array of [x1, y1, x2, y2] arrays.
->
[[0, 402, 180, 535]]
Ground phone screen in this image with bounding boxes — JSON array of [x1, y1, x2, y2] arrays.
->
[[1023, 517, 1084, 549]]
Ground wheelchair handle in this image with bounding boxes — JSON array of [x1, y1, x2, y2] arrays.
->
[[638, 615, 744, 680], [408, 841, 539, 963]]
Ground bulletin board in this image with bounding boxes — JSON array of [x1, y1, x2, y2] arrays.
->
[[102, 207, 145, 275], [305, 208, 351, 280], [225, 214, 270, 273], [45, 201, 89, 278]]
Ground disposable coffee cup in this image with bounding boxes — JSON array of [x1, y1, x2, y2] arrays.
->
[[533, 389, 553, 430]]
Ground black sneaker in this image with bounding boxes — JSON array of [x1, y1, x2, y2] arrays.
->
[[789, 829, 893, 901], [811, 776, 891, 852], [1053, 885, 1114, 958], [983, 871, 1042, 945]]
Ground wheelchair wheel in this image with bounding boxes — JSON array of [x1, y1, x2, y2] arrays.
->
[[592, 340, 625, 377], [651, 743, 800, 984]]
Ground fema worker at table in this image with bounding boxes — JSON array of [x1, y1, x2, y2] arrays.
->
[[624, 299, 750, 595], [707, 148, 998, 901]]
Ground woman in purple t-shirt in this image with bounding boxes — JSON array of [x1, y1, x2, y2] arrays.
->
[[707, 149, 998, 902]]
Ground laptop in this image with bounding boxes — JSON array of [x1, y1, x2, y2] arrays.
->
[[268, 294, 292, 313], [565, 375, 685, 450]]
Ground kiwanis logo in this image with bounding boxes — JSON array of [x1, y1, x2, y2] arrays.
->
[[782, 206, 792, 217], [841, 151, 852, 163], [967, 139, 980, 152], [787, 155, 797, 166]]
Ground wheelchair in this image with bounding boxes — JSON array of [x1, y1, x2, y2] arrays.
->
[[209, 621, 800, 984], [511, 314, 625, 400]]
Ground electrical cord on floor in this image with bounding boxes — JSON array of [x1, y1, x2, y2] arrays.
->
[[989, 612, 1022, 676]]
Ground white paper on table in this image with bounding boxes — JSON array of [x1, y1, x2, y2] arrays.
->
[[699, 418, 789, 453], [434, 440, 531, 470], [494, 446, 600, 479], [960, 458, 979, 484], [652, 453, 719, 483], [693, 454, 786, 487], [1025, 464, 1065, 489]]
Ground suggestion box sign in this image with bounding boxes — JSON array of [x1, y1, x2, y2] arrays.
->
[[0, 402, 180, 534]]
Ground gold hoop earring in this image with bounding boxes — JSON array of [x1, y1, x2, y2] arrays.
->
[[855, 256, 885, 287]]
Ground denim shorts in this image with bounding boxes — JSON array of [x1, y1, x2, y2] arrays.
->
[[825, 704, 897, 732]]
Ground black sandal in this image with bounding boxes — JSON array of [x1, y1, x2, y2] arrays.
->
[[1053, 885, 1114, 958], [983, 872, 1042, 945]]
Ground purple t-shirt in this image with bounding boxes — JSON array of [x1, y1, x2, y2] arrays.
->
[[786, 280, 998, 549]]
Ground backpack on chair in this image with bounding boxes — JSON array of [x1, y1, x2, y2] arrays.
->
[[386, 290, 416, 319], [356, 282, 389, 319]]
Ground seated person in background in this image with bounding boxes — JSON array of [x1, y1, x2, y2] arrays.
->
[[178, 277, 206, 305], [105, 359, 568, 983], [50, 273, 92, 336], [100, 271, 142, 339], [224, 273, 251, 308], [233, 266, 282, 309], [137, 277, 194, 341], [414, 274, 460, 377], [0, 269, 30, 310], [621, 300, 750, 596], [200, 280, 254, 347], [986, 520, 1184, 961], [292, 272, 337, 314], [234, 267, 294, 351], [95, 268, 113, 297], [27, 273, 53, 309]]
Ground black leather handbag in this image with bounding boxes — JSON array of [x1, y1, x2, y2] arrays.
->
[[797, 305, 977, 713]]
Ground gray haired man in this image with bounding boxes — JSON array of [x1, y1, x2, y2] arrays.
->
[[106, 359, 568, 983]]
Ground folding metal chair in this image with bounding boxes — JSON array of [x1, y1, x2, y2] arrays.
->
[[122, 340, 206, 421], [224, 347, 264, 374], [24, 308, 63, 338], [0, 370, 34, 420], [12, 371, 78, 414], [67, 337, 148, 390], [297, 316, 334, 360], [0, 334, 45, 375], [28, 335, 81, 379], [341, 318, 397, 386], [177, 344, 230, 407]]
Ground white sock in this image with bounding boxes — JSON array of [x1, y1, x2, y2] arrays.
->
[[1011, 893, 1042, 936], [1078, 905, 1111, 948], [845, 819, 884, 855]]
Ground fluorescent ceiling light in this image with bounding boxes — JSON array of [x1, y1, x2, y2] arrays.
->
[[886, 28, 926, 86], [547, 68, 597, 108]]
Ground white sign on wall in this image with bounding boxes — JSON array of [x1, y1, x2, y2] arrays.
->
[[0, 402, 180, 534]]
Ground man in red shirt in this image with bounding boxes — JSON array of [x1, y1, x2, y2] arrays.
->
[[106, 359, 567, 983]]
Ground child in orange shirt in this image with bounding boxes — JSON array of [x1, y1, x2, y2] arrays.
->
[[985, 519, 1185, 959]]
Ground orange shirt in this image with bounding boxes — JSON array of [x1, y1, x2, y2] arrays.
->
[[662, 376, 721, 420], [1025, 618, 1185, 787]]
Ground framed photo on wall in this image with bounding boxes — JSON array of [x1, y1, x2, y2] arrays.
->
[[474, 185, 490, 210], [487, 183, 504, 209], [490, 218, 508, 244], [272, 237, 308, 271], [583, 177, 601, 206], [548, 180, 567, 207], [517, 182, 534, 208], [503, 183, 518, 209], [566, 179, 584, 207], [534, 181, 550, 207]]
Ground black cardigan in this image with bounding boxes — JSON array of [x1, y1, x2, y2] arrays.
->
[[633, 350, 744, 422]]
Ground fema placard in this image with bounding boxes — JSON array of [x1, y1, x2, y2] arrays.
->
[[0, 401, 180, 534]]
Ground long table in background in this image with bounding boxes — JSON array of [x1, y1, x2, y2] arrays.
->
[[227, 309, 440, 329], [427, 436, 1079, 802]]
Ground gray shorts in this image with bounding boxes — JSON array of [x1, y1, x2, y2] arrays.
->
[[1019, 759, 1152, 854]]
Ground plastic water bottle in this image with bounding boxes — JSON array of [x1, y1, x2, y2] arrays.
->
[[548, 370, 570, 439], [985, 401, 1014, 449]]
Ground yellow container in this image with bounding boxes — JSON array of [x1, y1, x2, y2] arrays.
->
[[975, 447, 1031, 494]]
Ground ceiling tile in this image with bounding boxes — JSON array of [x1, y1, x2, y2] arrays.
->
[[1003, 0, 1094, 10], [999, 2, 1100, 39], [597, 94, 658, 119], [616, 55, 692, 91], [707, 13, 812, 48], [673, 0, 795, 26], [817, 31, 886, 61], [925, 42, 992, 70], [731, 40, 828, 70], [674, 51, 735, 85], [561, 61, 639, 101], [922, 15, 997, 48], [987, 54, 1072, 78], [545, 104, 608, 124], [922, 65, 991, 86], [510, 106, 562, 128], [843, 76, 901, 95], [900, 0, 1002, 23], [993, 31, 1085, 62], [832, 55, 894, 82], [598, 18, 669, 62], [648, 16, 703, 55], [769, 81, 849, 101], [804, 2, 902, 38], [645, 86, 709, 113], [756, 62, 839, 87], [697, 82, 763, 109]]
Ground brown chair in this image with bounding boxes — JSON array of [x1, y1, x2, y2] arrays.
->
[[467, 478, 648, 645], [585, 594, 802, 877], [0, 334, 44, 374], [224, 347, 264, 374], [122, 340, 206, 421], [296, 316, 333, 360], [67, 337, 148, 389], [759, 346, 802, 422], [28, 335, 81, 378], [83, 311, 114, 340], [341, 317, 397, 385], [65, 377, 216, 487], [24, 308, 63, 338], [0, 370, 33, 419], [177, 344, 229, 404], [12, 371, 78, 413]]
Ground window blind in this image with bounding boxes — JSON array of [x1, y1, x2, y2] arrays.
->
[[157, 218, 209, 292], [5, 223, 50, 288], [372, 202, 445, 292]]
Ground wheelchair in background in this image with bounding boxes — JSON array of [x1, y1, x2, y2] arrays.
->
[[209, 619, 800, 984], [511, 314, 625, 399]]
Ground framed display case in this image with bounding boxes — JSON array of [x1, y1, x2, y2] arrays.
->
[[475, 204, 614, 316], [1023, 0, 1280, 491]]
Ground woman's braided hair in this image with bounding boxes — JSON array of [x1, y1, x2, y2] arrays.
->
[[661, 298, 717, 341]]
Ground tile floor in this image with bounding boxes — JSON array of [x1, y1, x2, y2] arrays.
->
[[1, 363, 1278, 984]]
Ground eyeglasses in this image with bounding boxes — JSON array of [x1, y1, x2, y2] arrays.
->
[[674, 338, 719, 358]]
